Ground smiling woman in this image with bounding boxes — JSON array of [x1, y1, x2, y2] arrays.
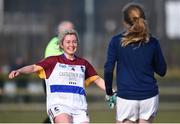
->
[[8, 29, 106, 124], [60, 34, 78, 59]]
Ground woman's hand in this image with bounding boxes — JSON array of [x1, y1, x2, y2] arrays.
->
[[9, 70, 20, 79]]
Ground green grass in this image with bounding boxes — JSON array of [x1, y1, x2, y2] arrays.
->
[[0, 111, 46, 123], [1, 109, 180, 123], [90, 110, 180, 123], [155, 110, 180, 123]]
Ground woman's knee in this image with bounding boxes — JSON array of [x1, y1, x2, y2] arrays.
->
[[54, 113, 72, 123]]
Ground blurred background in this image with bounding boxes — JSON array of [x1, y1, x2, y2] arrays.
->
[[0, 0, 180, 123]]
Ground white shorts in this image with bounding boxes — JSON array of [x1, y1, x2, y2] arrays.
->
[[48, 104, 89, 123], [116, 95, 159, 122]]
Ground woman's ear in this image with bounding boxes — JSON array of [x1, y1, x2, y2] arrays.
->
[[59, 43, 63, 50]]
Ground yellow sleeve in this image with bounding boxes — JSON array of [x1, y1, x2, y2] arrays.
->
[[35, 65, 46, 79], [85, 75, 99, 87]]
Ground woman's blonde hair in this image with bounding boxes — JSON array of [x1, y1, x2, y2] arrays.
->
[[58, 29, 79, 45], [121, 3, 149, 47]]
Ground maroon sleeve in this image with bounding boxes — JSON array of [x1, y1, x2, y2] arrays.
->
[[84, 60, 98, 80], [36, 56, 57, 79]]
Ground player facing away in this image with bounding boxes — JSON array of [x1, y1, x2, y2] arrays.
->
[[9, 29, 105, 123], [104, 3, 167, 123]]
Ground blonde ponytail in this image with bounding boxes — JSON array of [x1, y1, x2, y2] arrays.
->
[[121, 4, 150, 47]]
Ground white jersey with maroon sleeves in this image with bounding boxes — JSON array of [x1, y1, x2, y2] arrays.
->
[[36, 54, 98, 110]]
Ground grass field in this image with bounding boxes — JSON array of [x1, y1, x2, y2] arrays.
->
[[0, 102, 180, 123], [1, 110, 180, 123]]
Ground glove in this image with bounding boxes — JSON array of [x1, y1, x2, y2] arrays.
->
[[105, 92, 117, 109]]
